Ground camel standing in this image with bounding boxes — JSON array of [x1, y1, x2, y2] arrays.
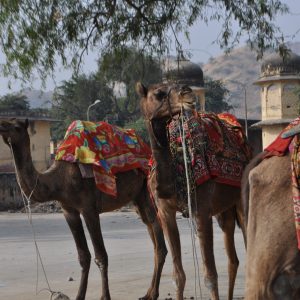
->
[[136, 82, 248, 300], [0, 118, 167, 300], [243, 150, 300, 299]]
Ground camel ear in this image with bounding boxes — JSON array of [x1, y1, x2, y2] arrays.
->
[[135, 82, 148, 97]]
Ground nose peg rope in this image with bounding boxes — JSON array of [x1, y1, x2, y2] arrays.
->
[[178, 107, 203, 300]]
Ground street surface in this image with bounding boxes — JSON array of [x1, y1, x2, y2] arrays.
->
[[0, 212, 245, 299]]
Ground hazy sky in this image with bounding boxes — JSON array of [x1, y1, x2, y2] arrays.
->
[[0, 0, 300, 95]]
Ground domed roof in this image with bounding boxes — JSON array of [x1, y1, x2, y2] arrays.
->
[[261, 51, 300, 77], [162, 56, 204, 87]]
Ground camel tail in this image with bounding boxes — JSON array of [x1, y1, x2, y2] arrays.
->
[[241, 151, 267, 227]]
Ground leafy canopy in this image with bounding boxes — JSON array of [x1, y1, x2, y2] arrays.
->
[[0, 0, 288, 81], [96, 47, 162, 121], [204, 77, 232, 113], [51, 74, 113, 139], [0, 93, 30, 111]]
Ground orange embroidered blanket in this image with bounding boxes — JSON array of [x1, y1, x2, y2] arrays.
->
[[167, 111, 252, 202], [55, 120, 151, 197]]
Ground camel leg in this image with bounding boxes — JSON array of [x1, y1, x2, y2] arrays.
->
[[216, 209, 239, 300], [158, 200, 186, 300], [195, 213, 219, 300], [82, 208, 110, 300], [236, 201, 247, 248], [63, 208, 91, 300], [133, 190, 168, 300]]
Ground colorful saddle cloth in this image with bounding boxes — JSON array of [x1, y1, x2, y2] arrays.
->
[[264, 117, 300, 157], [167, 110, 252, 202], [264, 116, 300, 249], [55, 120, 151, 197]]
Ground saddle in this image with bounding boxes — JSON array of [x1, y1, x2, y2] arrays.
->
[[55, 120, 151, 197]]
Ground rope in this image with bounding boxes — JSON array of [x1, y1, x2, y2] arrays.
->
[[178, 109, 203, 300], [8, 139, 69, 300]]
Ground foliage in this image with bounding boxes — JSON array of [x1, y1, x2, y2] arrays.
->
[[96, 47, 162, 123], [0, 0, 288, 81], [204, 77, 232, 113], [51, 74, 114, 140], [124, 117, 149, 142], [0, 93, 30, 111]]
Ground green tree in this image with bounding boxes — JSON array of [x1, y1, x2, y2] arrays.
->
[[96, 47, 162, 124], [51, 74, 114, 140], [0, 93, 30, 111], [0, 1, 288, 81], [204, 77, 232, 113]]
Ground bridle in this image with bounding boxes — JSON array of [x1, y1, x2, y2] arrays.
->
[[146, 85, 177, 148]]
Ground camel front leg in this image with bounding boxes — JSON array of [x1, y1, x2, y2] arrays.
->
[[157, 200, 186, 300], [82, 209, 110, 300], [134, 193, 168, 300], [63, 208, 91, 300], [195, 213, 219, 300]]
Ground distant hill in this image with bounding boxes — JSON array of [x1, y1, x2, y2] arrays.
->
[[21, 88, 53, 109], [202, 42, 300, 120]]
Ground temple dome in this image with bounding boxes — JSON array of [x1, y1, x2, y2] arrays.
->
[[261, 51, 300, 78], [162, 56, 204, 87]]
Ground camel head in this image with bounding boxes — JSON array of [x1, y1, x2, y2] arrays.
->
[[136, 82, 196, 121], [0, 119, 29, 146]]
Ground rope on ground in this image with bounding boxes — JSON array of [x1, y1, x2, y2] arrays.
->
[[8, 139, 70, 300], [179, 109, 203, 300]]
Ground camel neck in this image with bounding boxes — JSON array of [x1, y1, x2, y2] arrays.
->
[[10, 140, 42, 202], [148, 122, 175, 198]]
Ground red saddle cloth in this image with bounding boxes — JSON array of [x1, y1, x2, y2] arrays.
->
[[167, 111, 251, 200], [55, 120, 151, 197], [264, 117, 300, 157]]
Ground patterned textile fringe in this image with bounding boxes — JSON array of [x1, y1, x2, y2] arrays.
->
[[291, 135, 300, 250]]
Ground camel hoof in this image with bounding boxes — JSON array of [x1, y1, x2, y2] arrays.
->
[[52, 292, 71, 300], [138, 294, 158, 300]]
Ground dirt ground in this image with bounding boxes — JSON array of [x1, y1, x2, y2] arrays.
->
[[0, 211, 245, 300]]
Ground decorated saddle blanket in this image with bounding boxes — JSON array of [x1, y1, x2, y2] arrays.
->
[[55, 120, 151, 197], [264, 117, 300, 157], [263, 116, 300, 250], [167, 110, 252, 202]]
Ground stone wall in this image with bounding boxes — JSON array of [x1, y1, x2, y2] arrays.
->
[[0, 173, 23, 211]]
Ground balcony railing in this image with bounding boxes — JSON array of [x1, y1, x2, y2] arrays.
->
[[0, 110, 53, 119]]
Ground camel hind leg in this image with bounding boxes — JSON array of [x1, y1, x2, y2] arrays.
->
[[216, 207, 239, 300], [133, 181, 168, 300]]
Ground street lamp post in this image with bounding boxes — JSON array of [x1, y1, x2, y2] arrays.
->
[[224, 79, 248, 137], [86, 99, 101, 121]]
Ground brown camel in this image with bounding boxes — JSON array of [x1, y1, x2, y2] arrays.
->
[[136, 82, 248, 300], [0, 118, 167, 300], [243, 150, 300, 299]]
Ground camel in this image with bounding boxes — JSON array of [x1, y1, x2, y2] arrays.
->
[[0, 118, 167, 300], [136, 82, 249, 300], [243, 152, 300, 297]]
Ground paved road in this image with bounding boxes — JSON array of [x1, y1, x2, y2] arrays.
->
[[0, 212, 245, 300]]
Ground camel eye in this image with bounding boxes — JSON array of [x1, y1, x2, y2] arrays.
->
[[180, 85, 193, 95], [153, 90, 166, 100]]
